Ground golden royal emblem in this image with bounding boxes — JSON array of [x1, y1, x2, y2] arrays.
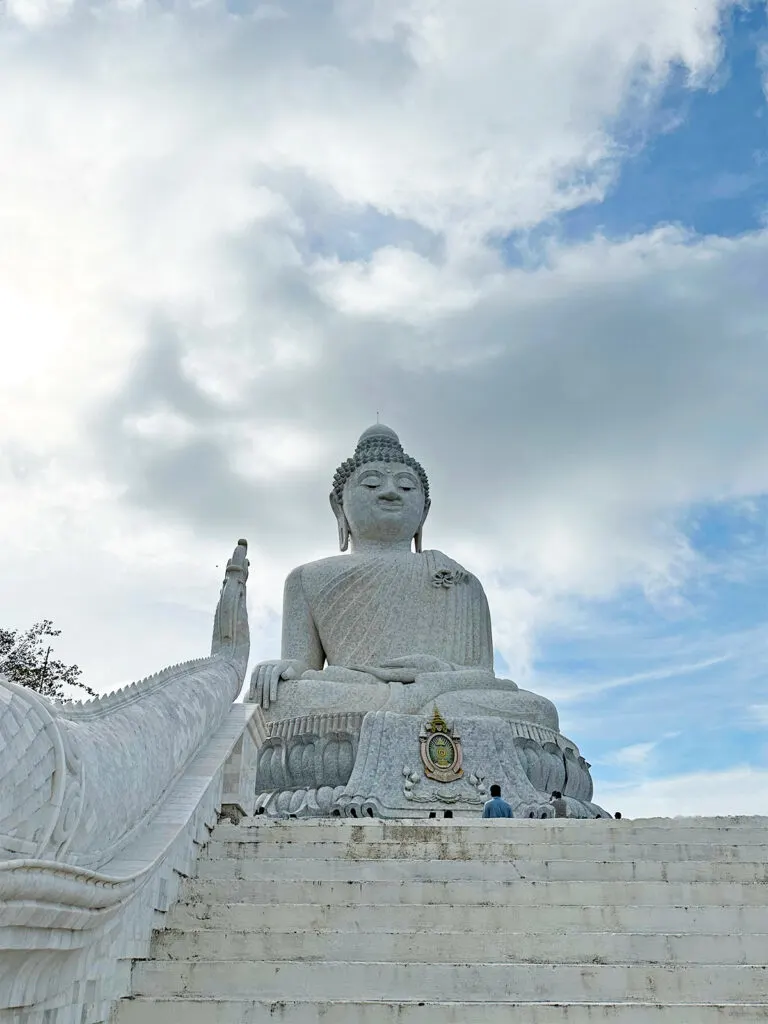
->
[[419, 706, 463, 783]]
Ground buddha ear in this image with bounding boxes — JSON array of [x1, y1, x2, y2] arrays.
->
[[329, 492, 350, 552], [414, 498, 431, 554]]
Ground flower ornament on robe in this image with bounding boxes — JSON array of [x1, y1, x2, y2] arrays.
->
[[432, 568, 469, 589]]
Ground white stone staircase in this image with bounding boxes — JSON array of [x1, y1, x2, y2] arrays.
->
[[113, 817, 768, 1023]]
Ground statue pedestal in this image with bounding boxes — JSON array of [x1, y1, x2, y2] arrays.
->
[[334, 711, 602, 819], [255, 707, 607, 819], [335, 711, 492, 817]]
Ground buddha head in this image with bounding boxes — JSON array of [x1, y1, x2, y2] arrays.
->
[[330, 424, 431, 553]]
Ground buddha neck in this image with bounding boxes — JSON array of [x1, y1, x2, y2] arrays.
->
[[348, 537, 416, 556]]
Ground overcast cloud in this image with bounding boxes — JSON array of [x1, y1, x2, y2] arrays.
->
[[2, 0, 767, 816]]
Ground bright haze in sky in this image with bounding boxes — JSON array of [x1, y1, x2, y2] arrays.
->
[[2, 0, 768, 817]]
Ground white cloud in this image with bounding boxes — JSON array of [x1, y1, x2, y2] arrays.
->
[[605, 741, 660, 767], [0, 0, 739, 471], [552, 655, 734, 703], [0, 0, 767, 824], [597, 766, 768, 819]]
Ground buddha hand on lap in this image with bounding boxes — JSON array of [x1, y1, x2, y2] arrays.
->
[[347, 655, 456, 683]]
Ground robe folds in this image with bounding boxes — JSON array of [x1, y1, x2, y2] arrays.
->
[[300, 550, 494, 671]]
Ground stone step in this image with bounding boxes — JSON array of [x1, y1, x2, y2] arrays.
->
[[204, 838, 768, 862], [184, 876, 768, 907], [167, 899, 768, 935], [195, 855, 768, 884], [130, 960, 768, 1003], [113, 998, 768, 1023], [150, 927, 768, 965], [221, 819, 768, 844]]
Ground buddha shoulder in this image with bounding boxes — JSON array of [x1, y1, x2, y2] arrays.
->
[[285, 551, 484, 603], [285, 554, 392, 600], [284, 555, 349, 591]]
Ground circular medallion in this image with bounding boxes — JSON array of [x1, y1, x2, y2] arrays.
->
[[427, 733, 457, 771], [420, 705, 464, 782]]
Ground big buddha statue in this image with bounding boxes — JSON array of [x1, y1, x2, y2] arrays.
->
[[249, 425, 605, 819]]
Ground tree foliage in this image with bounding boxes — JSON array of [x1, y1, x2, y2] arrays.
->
[[0, 620, 95, 701]]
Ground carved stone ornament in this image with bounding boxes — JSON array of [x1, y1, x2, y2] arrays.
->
[[419, 705, 463, 782], [431, 567, 469, 588]]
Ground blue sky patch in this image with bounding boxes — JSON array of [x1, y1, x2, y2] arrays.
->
[[505, 3, 768, 269], [537, 496, 768, 794]]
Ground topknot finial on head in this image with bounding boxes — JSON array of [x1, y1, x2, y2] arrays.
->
[[356, 423, 401, 447]]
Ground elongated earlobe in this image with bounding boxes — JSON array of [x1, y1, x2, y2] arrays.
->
[[414, 499, 431, 553], [329, 492, 350, 552], [338, 517, 350, 552]]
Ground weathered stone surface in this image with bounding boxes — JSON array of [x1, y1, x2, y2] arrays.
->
[[113, 1001, 768, 1023], [130, 960, 768, 1002], [8, 425, 746, 1024], [0, 541, 256, 1024], [247, 425, 602, 818], [112, 817, 768, 1023]]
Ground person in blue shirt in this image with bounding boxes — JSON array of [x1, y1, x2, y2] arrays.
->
[[482, 784, 514, 818]]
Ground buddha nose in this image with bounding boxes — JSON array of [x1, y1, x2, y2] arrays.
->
[[379, 482, 400, 500]]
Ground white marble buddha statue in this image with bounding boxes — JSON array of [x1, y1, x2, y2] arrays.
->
[[249, 424, 558, 733]]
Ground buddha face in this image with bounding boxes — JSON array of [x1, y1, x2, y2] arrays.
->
[[342, 461, 427, 548]]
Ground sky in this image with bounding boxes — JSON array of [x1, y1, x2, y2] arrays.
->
[[1, 0, 768, 818]]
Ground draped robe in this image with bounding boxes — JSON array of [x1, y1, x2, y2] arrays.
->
[[267, 549, 559, 732], [299, 550, 494, 671]]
